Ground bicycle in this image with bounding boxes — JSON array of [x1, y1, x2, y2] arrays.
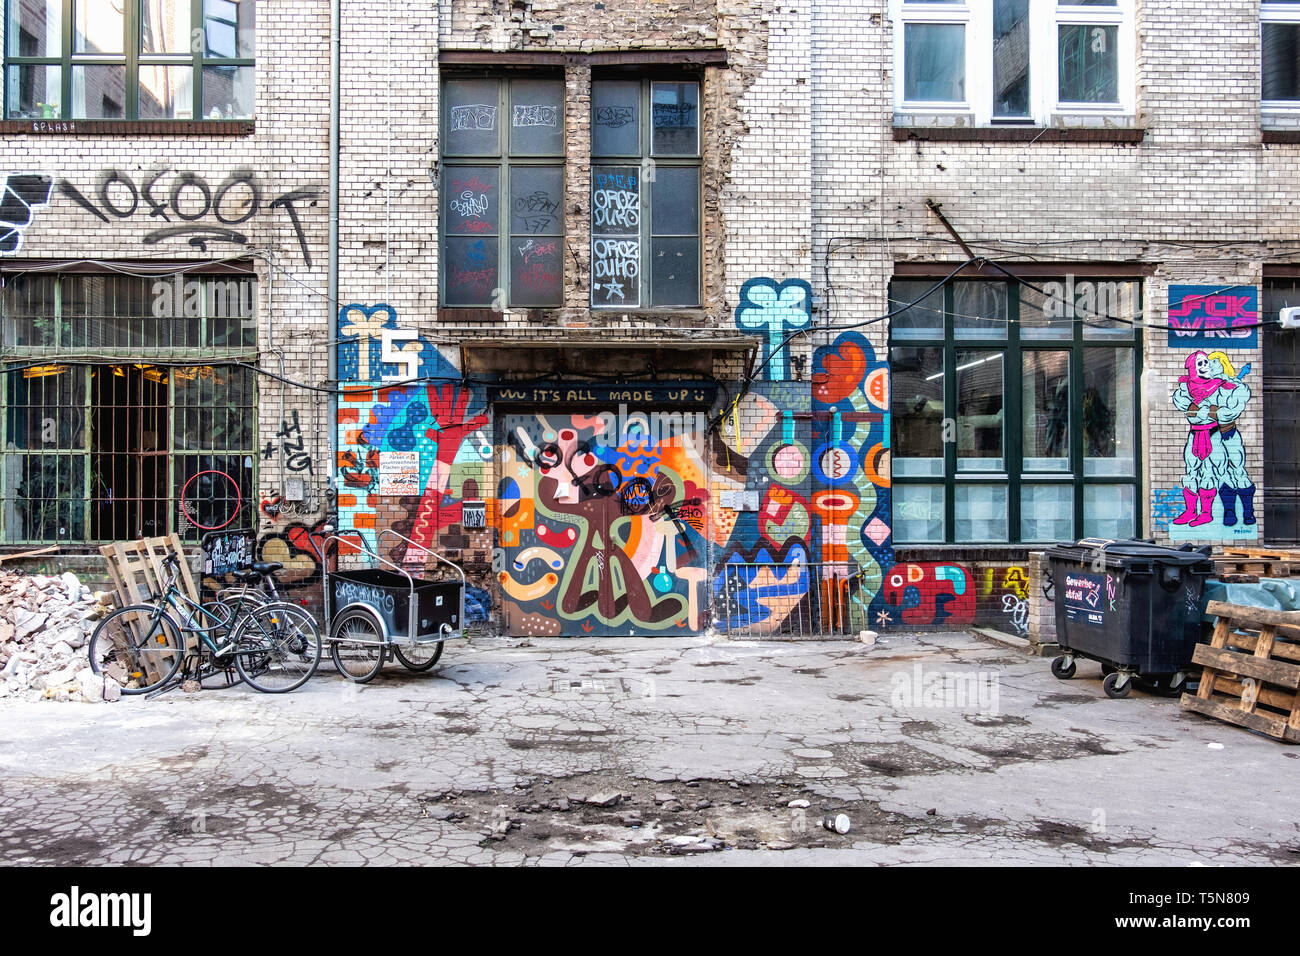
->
[[88, 553, 322, 695]]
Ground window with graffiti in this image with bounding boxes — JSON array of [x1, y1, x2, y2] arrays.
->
[[591, 75, 700, 309], [0, 271, 257, 544], [4, 0, 255, 121], [440, 73, 564, 309], [889, 275, 1142, 544]]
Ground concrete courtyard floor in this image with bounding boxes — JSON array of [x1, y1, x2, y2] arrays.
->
[[0, 629, 1296, 866]]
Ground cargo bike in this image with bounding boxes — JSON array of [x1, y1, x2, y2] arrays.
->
[[314, 528, 466, 683]]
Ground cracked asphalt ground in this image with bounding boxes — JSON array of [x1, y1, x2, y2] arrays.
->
[[1, 630, 1297, 866]]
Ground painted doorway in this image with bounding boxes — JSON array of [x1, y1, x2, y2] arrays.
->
[[496, 407, 711, 636]]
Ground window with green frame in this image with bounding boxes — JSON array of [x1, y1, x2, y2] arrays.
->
[[889, 276, 1142, 544], [440, 73, 565, 308], [1, 271, 257, 545], [4, 0, 255, 121]]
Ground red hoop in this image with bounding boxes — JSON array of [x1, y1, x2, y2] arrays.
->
[[179, 469, 242, 531]]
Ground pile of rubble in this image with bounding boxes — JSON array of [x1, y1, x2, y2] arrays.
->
[[0, 571, 118, 702]]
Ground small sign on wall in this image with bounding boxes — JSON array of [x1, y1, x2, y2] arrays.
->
[[1167, 285, 1258, 349], [377, 451, 419, 496]]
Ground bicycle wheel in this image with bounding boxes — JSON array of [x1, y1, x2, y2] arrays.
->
[[392, 639, 444, 672], [87, 605, 185, 695], [232, 602, 322, 693], [329, 608, 386, 683]]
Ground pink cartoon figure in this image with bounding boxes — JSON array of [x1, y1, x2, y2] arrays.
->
[[1170, 350, 1253, 528]]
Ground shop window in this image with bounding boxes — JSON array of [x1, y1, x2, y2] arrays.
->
[[889, 275, 1141, 544], [892, 0, 1136, 126], [1, 272, 257, 544], [440, 73, 565, 308], [591, 75, 701, 309], [4, 0, 255, 121]]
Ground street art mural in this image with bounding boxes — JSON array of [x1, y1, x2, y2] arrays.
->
[[735, 278, 812, 382], [1168, 349, 1257, 540], [497, 408, 711, 635]]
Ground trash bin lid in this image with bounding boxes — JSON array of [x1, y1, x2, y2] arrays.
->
[[1045, 538, 1212, 566]]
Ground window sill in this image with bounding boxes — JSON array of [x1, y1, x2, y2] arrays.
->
[[0, 119, 254, 136], [893, 124, 1143, 144]]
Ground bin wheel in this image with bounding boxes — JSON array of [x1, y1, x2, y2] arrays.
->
[[330, 608, 386, 683], [1050, 656, 1076, 680], [393, 640, 444, 672], [1102, 672, 1131, 699], [1151, 671, 1189, 698]]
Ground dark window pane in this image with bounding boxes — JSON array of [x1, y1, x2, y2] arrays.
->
[[510, 166, 563, 235], [592, 79, 639, 155], [904, 23, 965, 102], [7, 0, 61, 56], [445, 166, 499, 236], [651, 82, 698, 155], [1058, 24, 1118, 103], [511, 237, 562, 307], [650, 237, 698, 307], [71, 65, 126, 118], [591, 166, 639, 237], [956, 349, 1004, 472], [444, 79, 500, 156], [444, 236, 499, 306], [510, 78, 563, 155], [993, 0, 1030, 117], [651, 166, 699, 236], [1264, 24, 1300, 101], [889, 279, 944, 339], [1083, 347, 1135, 476], [953, 281, 1008, 339], [890, 346, 944, 477], [5, 365, 85, 450], [591, 238, 639, 308], [1023, 351, 1070, 470]]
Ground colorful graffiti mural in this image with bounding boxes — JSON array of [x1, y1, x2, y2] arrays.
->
[[1168, 348, 1257, 540], [735, 278, 812, 382], [497, 410, 711, 635]]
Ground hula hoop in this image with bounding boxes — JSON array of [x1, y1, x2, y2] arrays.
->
[[180, 469, 242, 531]]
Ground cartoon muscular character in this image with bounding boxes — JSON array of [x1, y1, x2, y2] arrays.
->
[[1170, 350, 1254, 528]]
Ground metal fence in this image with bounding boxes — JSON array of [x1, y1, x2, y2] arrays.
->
[[716, 561, 874, 638]]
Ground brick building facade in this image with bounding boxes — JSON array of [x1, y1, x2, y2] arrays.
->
[[1, 1, 1297, 640]]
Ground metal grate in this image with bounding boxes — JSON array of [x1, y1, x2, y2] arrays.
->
[[716, 561, 874, 638], [1, 272, 257, 546]]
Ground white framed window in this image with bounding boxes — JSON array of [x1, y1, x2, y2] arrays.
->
[[891, 0, 1136, 127], [1263, 1, 1300, 118]]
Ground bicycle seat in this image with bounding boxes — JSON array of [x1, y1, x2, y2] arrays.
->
[[231, 569, 259, 581], [251, 561, 283, 575]]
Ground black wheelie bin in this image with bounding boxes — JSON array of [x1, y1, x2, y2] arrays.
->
[[1044, 538, 1214, 699]]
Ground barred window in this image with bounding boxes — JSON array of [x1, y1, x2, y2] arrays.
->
[[1, 271, 257, 545]]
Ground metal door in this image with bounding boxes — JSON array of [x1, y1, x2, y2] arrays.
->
[[496, 408, 710, 636]]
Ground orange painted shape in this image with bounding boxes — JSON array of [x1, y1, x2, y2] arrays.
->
[[353, 513, 376, 530], [337, 494, 357, 507], [338, 408, 360, 424]]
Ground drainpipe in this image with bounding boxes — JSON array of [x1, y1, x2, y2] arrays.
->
[[327, 0, 341, 501]]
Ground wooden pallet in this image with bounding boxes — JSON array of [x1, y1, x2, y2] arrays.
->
[[98, 535, 198, 681], [1214, 548, 1300, 578], [1180, 600, 1300, 743]]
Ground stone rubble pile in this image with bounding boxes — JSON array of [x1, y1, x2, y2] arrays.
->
[[0, 571, 119, 702]]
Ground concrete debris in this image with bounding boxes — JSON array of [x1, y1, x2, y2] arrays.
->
[[584, 791, 622, 807], [0, 570, 113, 702]]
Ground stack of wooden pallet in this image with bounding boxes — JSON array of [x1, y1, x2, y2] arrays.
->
[[1212, 547, 1300, 582], [98, 533, 199, 610], [1180, 600, 1300, 743]]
